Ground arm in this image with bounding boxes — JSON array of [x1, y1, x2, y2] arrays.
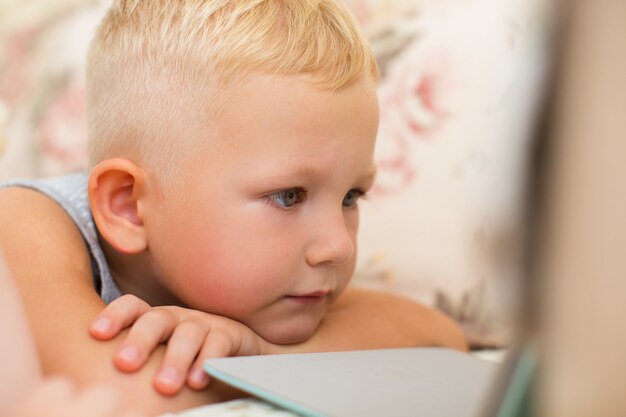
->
[[274, 286, 468, 354], [0, 235, 146, 417], [0, 249, 41, 413], [91, 262, 467, 395], [0, 188, 244, 416]]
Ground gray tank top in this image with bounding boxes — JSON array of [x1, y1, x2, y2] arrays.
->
[[0, 173, 122, 303]]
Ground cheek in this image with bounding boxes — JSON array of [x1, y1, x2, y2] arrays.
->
[[161, 215, 304, 313], [340, 254, 357, 288], [338, 212, 359, 286], [347, 209, 360, 258]]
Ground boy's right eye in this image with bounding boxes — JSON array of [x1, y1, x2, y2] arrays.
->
[[266, 188, 305, 208]]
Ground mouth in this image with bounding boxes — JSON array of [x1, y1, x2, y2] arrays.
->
[[284, 290, 331, 305]]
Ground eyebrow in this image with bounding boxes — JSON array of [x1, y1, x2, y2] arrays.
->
[[358, 167, 378, 184], [284, 163, 377, 181], [253, 164, 378, 188]]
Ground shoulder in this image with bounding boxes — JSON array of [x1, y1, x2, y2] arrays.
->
[[335, 287, 469, 351], [0, 184, 87, 249], [0, 185, 94, 292], [0, 184, 109, 372]]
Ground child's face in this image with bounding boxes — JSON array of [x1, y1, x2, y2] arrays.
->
[[145, 74, 379, 344]]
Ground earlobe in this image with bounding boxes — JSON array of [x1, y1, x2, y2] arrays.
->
[[88, 158, 149, 254]]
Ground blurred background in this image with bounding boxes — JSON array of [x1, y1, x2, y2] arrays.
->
[[0, 0, 553, 349], [5, 2, 626, 416]]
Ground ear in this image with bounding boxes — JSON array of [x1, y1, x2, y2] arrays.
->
[[88, 158, 149, 254]]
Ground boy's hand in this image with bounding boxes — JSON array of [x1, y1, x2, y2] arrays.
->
[[89, 295, 273, 396]]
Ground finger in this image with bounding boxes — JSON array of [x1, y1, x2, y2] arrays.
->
[[89, 295, 151, 340], [187, 365, 211, 390], [114, 309, 178, 373], [186, 329, 236, 390], [186, 357, 211, 390], [153, 321, 207, 396]]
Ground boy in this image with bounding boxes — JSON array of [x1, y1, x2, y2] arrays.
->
[[0, 0, 465, 414]]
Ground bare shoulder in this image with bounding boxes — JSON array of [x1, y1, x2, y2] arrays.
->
[[0, 186, 100, 354], [331, 286, 469, 352], [0, 186, 94, 295]]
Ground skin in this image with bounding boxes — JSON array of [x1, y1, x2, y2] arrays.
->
[[0, 251, 41, 410], [0, 187, 247, 415], [0, 73, 466, 416], [0, 251, 144, 417], [106, 73, 379, 344]]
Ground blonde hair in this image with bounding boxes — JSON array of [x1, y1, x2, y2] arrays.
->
[[87, 0, 379, 181]]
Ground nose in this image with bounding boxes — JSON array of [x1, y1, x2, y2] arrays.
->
[[305, 211, 355, 266]]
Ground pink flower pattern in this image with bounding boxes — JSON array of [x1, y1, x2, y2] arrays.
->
[[38, 82, 87, 170], [0, 0, 549, 348]]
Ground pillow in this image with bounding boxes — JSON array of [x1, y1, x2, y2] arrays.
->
[[0, 0, 550, 348], [0, 0, 107, 180], [347, 0, 549, 347]]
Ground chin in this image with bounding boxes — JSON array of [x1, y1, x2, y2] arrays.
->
[[255, 319, 319, 345]]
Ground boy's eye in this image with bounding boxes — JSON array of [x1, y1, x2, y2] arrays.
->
[[267, 188, 305, 208], [342, 189, 365, 208]]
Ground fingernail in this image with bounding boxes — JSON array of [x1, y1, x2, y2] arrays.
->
[[91, 317, 111, 334], [189, 368, 209, 386], [117, 346, 140, 363], [157, 366, 180, 387]]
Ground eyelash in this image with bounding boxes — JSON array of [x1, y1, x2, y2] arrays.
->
[[265, 188, 307, 209], [342, 189, 367, 208], [264, 188, 367, 210]]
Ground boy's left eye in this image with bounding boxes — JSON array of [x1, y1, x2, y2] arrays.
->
[[267, 188, 305, 208], [266, 188, 365, 209], [342, 189, 365, 208]]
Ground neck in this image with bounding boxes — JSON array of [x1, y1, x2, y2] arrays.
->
[[99, 236, 183, 306]]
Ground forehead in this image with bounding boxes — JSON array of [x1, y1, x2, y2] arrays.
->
[[230, 74, 375, 147], [189, 73, 379, 176]]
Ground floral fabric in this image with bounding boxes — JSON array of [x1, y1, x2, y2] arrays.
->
[[0, 0, 550, 347]]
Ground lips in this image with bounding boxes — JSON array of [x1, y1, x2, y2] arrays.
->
[[285, 289, 331, 304], [296, 290, 331, 298]]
